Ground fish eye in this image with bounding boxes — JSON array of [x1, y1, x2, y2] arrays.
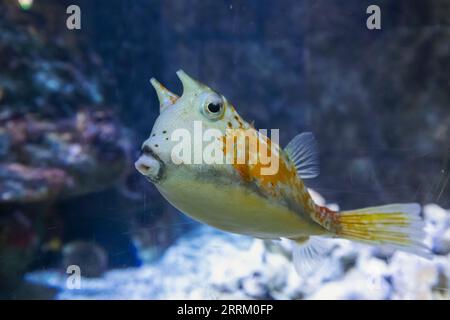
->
[[200, 93, 224, 120], [207, 102, 222, 113]]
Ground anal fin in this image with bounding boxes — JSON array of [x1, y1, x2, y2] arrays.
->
[[291, 236, 331, 277]]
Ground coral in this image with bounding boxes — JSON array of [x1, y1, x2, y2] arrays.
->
[[0, 1, 132, 294], [0, 109, 129, 203]]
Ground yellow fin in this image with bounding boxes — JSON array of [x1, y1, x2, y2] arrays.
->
[[337, 203, 431, 258]]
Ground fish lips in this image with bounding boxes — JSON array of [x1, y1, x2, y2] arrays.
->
[[135, 146, 165, 183]]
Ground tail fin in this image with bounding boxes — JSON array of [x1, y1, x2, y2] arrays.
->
[[336, 203, 430, 258]]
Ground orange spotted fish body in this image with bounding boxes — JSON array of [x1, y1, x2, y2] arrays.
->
[[135, 70, 429, 275], [223, 123, 314, 219], [219, 113, 339, 238]]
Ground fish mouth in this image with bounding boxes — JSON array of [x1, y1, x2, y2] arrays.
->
[[134, 145, 165, 183]]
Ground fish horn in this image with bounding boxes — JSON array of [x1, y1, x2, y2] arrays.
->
[[150, 78, 179, 112], [176, 69, 203, 96]]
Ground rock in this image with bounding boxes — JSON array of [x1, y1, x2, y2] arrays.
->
[[424, 204, 450, 232], [0, 163, 71, 203], [0, 1, 133, 296], [25, 226, 302, 299], [432, 229, 450, 255], [424, 204, 450, 254], [131, 206, 187, 264], [389, 252, 440, 300], [308, 268, 391, 300], [62, 241, 108, 278], [0, 129, 10, 160], [0, 2, 131, 205], [0, 210, 39, 295], [0, 109, 131, 204]]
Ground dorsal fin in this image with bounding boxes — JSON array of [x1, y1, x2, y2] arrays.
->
[[284, 132, 320, 179]]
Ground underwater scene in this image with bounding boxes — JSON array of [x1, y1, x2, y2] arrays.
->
[[0, 0, 449, 300]]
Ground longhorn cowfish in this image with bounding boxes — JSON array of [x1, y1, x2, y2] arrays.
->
[[135, 70, 429, 274]]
